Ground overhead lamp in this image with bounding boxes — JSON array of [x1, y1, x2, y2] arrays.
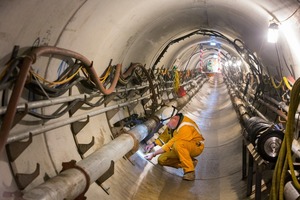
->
[[209, 36, 216, 46], [268, 22, 279, 43], [210, 41, 216, 46], [213, 54, 218, 59]]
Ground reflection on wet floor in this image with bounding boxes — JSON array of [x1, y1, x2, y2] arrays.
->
[[113, 74, 250, 200]]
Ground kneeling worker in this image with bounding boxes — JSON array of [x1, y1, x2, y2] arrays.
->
[[144, 107, 205, 181]]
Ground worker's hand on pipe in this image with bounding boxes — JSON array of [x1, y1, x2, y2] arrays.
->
[[144, 152, 155, 160], [144, 143, 155, 153]]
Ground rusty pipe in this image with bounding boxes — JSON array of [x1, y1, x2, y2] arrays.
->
[[0, 56, 33, 154]]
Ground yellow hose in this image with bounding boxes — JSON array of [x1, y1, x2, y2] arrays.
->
[[270, 77, 283, 89], [30, 67, 82, 86], [270, 76, 292, 90], [283, 77, 292, 90], [270, 77, 300, 200], [99, 65, 112, 83], [173, 69, 180, 92]]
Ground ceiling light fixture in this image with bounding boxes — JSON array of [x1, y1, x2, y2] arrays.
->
[[268, 22, 279, 43]]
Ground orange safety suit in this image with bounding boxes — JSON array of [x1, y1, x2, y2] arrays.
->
[[154, 114, 205, 173]]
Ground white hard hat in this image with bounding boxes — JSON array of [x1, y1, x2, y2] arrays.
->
[[159, 106, 178, 125]]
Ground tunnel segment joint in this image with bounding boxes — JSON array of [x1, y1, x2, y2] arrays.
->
[[124, 131, 140, 158], [61, 160, 90, 200], [123, 115, 160, 158]]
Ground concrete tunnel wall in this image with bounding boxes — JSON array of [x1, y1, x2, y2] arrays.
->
[[1, 0, 300, 199]]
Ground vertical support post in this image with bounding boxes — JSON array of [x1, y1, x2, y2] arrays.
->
[[255, 163, 262, 200], [247, 151, 254, 196], [242, 140, 247, 180]]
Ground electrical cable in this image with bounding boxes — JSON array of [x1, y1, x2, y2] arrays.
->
[[26, 76, 84, 97], [275, 44, 283, 80], [27, 95, 106, 119], [28, 99, 82, 119], [99, 65, 112, 83], [270, 77, 300, 200], [271, 77, 283, 89], [283, 55, 295, 78], [29, 66, 82, 86], [0, 58, 21, 84]]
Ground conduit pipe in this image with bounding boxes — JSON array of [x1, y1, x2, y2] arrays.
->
[[227, 87, 250, 123], [256, 98, 287, 120], [239, 87, 288, 120], [7, 77, 204, 143], [176, 78, 206, 109], [22, 75, 206, 200], [260, 94, 299, 120], [232, 86, 268, 121], [225, 77, 288, 121], [0, 84, 150, 115], [7, 94, 151, 144]]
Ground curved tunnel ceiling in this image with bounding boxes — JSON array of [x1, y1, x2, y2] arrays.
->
[[1, 0, 300, 200]]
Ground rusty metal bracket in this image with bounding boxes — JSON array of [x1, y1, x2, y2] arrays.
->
[[95, 160, 114, 195], [110, 126, 123, 138], [69, 101, 85, 116], [126, 90, 137, 98], [12, 103, 29, 128], [106, 109, 119, 121], [6, 133, 33, 162], [15, 163, 40, 190], [103, 93, 117, 105], [71, 116, 90, 135], [61, 160, 90, 200], [77, 136, 95, 155], [139, 87, 149, 96], [126, 102, 138, 112], [141, 98, 150, 106]]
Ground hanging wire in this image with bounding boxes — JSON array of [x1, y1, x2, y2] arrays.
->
[[30, 66, 82, 87], [31, 71, 51, 99], [279, 5, 300, 23]]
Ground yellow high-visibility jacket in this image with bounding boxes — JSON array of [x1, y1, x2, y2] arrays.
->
[[154, 115, 205, 152]]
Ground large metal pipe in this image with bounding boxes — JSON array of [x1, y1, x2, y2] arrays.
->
[[22, 133, 135, 200], [22, 76, 206, 200], [21, 109, 163, 199]]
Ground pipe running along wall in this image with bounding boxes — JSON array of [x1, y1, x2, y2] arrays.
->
[[225, 76, 285, 163], [22, 77, 207, 199]]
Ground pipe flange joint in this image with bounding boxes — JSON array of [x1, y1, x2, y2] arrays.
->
[[61, 160, 90, 200]]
